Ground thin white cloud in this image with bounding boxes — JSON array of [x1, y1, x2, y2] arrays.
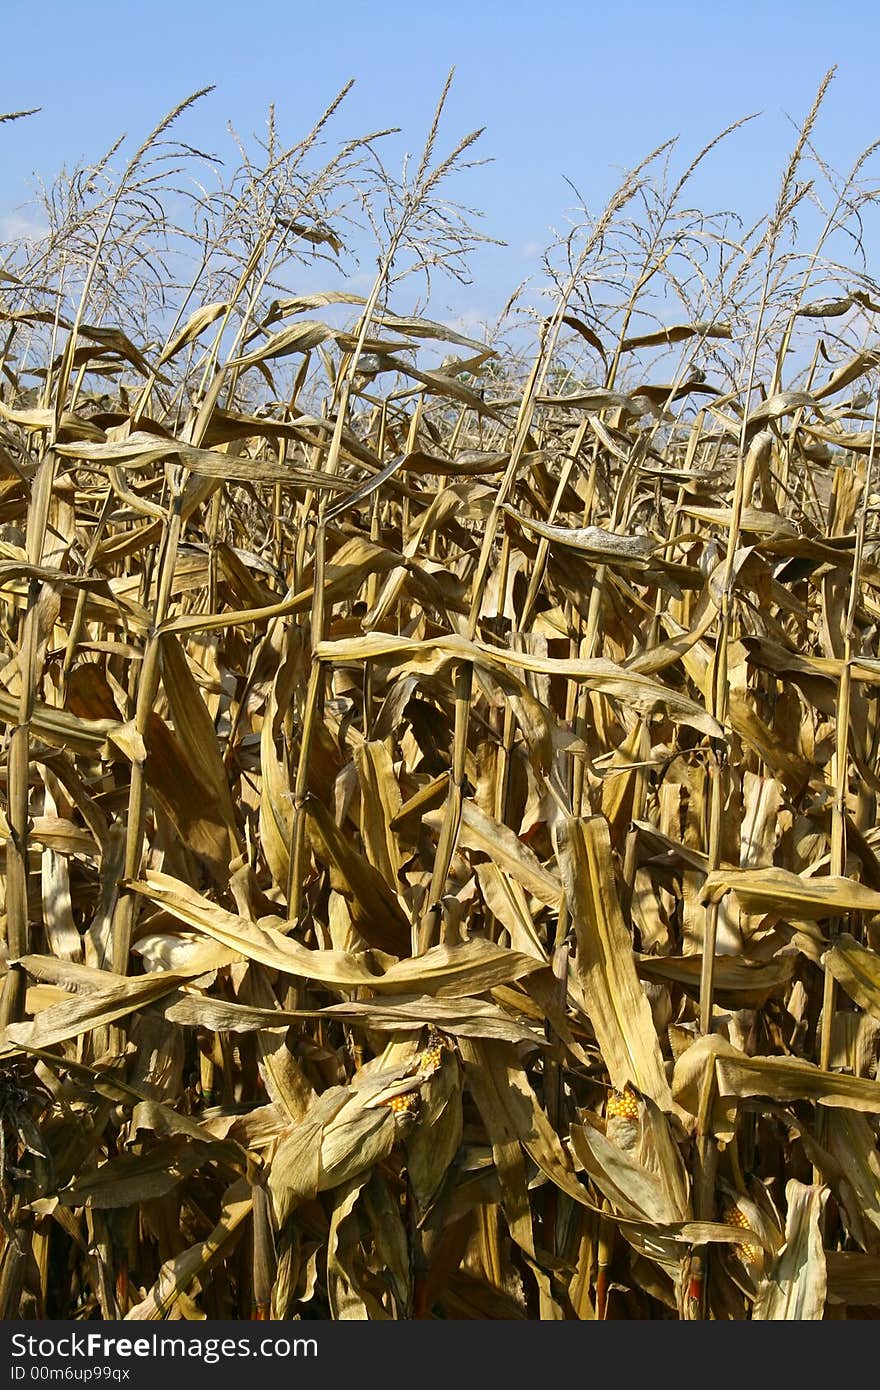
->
[[0, 210, 49, 243]]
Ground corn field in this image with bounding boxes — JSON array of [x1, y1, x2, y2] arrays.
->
[[3, 70, 880, 1320]]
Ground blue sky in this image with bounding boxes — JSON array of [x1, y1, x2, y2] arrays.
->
[[3, 0, 880, 323]]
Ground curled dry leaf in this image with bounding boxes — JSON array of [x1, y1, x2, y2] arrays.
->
[[753, 1181, 828, 1320]]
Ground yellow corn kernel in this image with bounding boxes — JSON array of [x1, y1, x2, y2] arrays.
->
[[606, 1087, 640, 1121], [722, 1203, 762, 1264], [418, 1027, 447, 1077], [386, 1092, 419, 1116]]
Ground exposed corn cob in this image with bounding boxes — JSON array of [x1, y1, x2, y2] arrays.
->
[[606, 1087, 640, 1121], [604, 1085, 640, 1152], [384, 1091, 419, 1117], [723, 1202, 762, 1264], [417, 1027, 447, 1078]]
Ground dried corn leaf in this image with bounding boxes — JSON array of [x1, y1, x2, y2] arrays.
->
[[124, 1179, 253, 1320], [704, 866, 880, 919], [157, 302, 229, 363], [674, 1033, 880, 1129], [824, 933, 880, 1019], [558, 816, 672, 1108], [753, 1181, 828, 1320], [317, 633, 722, 737]]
